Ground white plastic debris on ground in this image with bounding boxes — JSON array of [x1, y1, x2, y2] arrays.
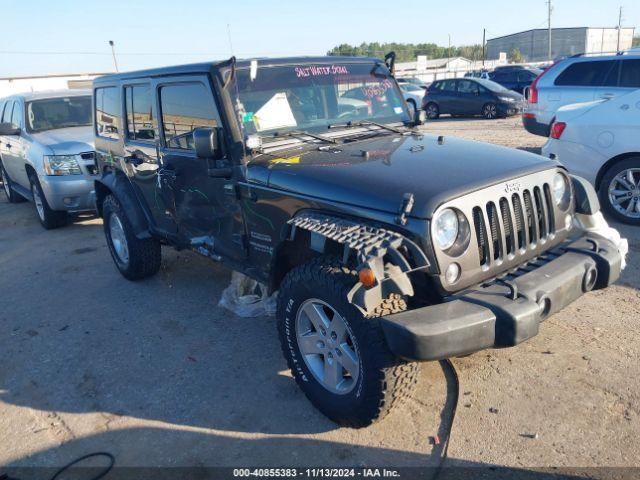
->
[[575, 212, 629, 270], [218, 271, 277, 317]]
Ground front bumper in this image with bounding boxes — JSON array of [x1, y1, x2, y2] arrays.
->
[[381, 234, 621, 361], [39, 174, 96, 212], [497, 102, 523, 117]]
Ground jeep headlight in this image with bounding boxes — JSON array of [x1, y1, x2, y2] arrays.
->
[[433, 208, 459, 250], [552, 172, 570, 209], [43, 155, 82, 176]]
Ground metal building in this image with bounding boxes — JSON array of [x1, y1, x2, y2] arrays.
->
[[486, 27, 636, 62]]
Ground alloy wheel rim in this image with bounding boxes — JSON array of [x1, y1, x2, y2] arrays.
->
[[427, 105, 437, 118], [485, 104, 497, 118], [109, 212, 130, 265], [31, 183, 45, 221], [608, 168, 640, 219], [295, 298, 360, 395]]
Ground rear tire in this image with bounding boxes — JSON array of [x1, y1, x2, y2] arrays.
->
[[598, 157, 640, 225], [102, 194, 162, 280], [425, 102, 440, 120], [1, 162, 26, 204], [28, 173, 68, 229], [277, 256, 419, 428]]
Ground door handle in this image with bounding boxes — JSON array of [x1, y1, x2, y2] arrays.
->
[[599, 93, 614, 99]]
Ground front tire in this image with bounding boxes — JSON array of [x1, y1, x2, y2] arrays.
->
[[482, 102, 498, 119], [425, 102, 439, 120], [28, 174, 68, 229], [277, 256, 419, 428], [598, 158, 640, 225], [102, 194, 162, 280]]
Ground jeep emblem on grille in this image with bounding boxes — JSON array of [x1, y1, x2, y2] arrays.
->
[[504, 181, 521, 193]]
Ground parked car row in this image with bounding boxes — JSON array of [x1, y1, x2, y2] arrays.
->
[[0, 55, 627, 427]]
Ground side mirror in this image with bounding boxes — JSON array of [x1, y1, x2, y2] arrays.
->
[[193, 127, 222, 160], [0, 122, 21, 136]]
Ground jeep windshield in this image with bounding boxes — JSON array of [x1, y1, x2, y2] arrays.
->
[[234, 61, 410, 142], [26, 96, 92, 133]]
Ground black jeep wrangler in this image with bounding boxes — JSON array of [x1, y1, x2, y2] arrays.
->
[[92, 56, 621, 427]]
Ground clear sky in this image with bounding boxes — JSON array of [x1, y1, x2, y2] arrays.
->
[[2, 0, 638, 77]]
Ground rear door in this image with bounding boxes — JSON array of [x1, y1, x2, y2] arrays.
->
[[433, 79, 457, 114], [121, 82, 178, 235], [155, 76, 246, 261]]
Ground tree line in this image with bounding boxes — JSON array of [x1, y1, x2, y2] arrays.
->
[[327, 42, 484, 62]]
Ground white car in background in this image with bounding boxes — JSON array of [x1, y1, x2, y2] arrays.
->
[[541, 89, 640, 225], [398, 83, 425, 113]]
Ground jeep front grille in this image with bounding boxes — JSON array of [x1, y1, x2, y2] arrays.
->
[[431, 169, 573, 293], [474, 186, 556, 267]]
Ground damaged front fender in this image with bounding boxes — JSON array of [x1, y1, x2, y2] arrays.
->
[[288, 213, 430, 314]]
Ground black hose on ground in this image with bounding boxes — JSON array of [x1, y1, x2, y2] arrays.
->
[[432, 358, 460, 480], [49, 452, 115, 480]]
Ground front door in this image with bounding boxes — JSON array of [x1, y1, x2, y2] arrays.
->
[[454, 79, 483, 115], [155, 76, 246, 261]]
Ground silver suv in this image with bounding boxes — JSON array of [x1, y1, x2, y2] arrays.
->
[[0, 90, 96, 229], [523, 51, 640, 136]]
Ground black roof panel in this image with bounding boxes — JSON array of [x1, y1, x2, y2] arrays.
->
[[93, 56, 382, 84]]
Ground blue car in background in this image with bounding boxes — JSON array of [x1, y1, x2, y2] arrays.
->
[[489, 66, 542, 94]]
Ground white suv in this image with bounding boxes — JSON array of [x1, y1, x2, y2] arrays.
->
[[523, 52, 640, 136]]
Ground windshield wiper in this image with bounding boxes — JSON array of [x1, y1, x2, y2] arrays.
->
[[327, 120, 406, 134], [272, 129, 338, 144]]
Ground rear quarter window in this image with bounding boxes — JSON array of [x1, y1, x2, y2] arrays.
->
[[95, 86, 121, 140], [620, 59, 640, 88], [554, 60, 617, 87]]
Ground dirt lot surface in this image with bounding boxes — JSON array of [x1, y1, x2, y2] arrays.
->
[[1, 116, 638, 477]]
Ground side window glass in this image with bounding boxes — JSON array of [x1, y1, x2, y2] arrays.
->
[[95, 87, 120, 139], [554, 61, 616, 86], [160, 82, 220, 150], [11, 102, 22, 127], [441, 80, 456, 92], [125, 84, 156, 142], [620, 59, 640, 88], [458, 80, 478, 94]]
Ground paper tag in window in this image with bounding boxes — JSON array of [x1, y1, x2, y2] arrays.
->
[[394, 107, 403, 114], [253, 92, 297, 132]]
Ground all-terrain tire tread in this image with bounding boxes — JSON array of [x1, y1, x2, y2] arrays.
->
[[103, 195, 161, 280], [277, 256, 419, 428]]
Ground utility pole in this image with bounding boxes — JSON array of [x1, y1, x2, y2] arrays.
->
[[108, 40, 119, 72], [482, 28, 486, 67], [616, 6, 623, 52], [448, 34, 451, 71], [547, 0, 552, 61]]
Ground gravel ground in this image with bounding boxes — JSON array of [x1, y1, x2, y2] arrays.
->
[[0, 115, 638, 477]]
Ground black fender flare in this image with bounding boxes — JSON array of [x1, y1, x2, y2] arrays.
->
[[288, 212, 430, 314], [95, 172, 152, 239]]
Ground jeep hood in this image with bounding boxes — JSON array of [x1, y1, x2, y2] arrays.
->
[[250, 134, 559, 219], [30, 126, 94, 156]]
